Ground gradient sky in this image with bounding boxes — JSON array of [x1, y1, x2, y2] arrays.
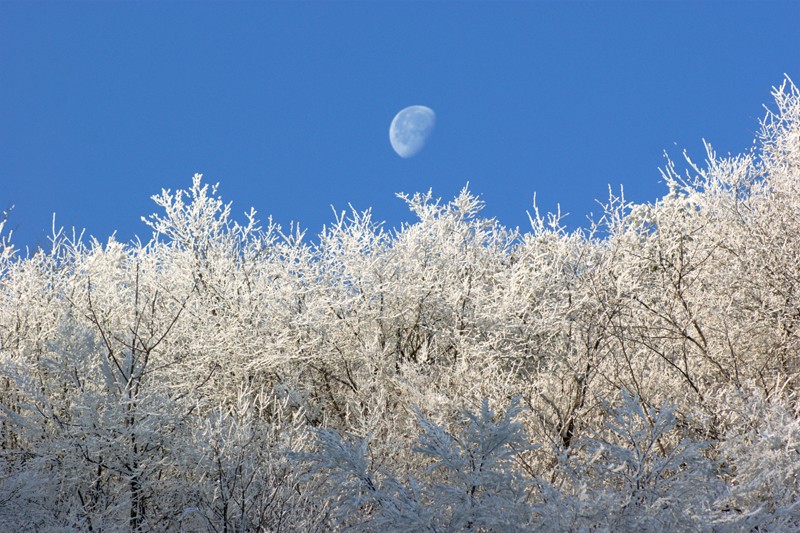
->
[[2, 1, 799, 251]]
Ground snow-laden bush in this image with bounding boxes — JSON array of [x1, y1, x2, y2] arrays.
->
[[537, 390, 724, 532], [304, 398, 536, 532], [713, 383, 800, 531]]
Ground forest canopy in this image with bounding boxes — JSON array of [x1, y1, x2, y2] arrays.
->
[[1, 79, 800, 531]]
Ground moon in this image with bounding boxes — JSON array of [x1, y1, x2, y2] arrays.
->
[[389, 105, 436, 158]]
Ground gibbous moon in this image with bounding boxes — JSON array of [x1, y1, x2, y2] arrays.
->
[[389, 105, 436, 158]]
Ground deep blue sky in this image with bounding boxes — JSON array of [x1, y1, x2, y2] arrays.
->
[[2, 1, 799, 250]]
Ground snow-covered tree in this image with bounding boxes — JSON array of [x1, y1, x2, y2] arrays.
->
[[1, 77, 799, 530]]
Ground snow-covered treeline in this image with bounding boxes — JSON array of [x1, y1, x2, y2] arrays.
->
[[1, 79, 799, 531]]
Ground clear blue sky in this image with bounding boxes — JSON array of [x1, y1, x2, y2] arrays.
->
[[2, 1, 799, 250]]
